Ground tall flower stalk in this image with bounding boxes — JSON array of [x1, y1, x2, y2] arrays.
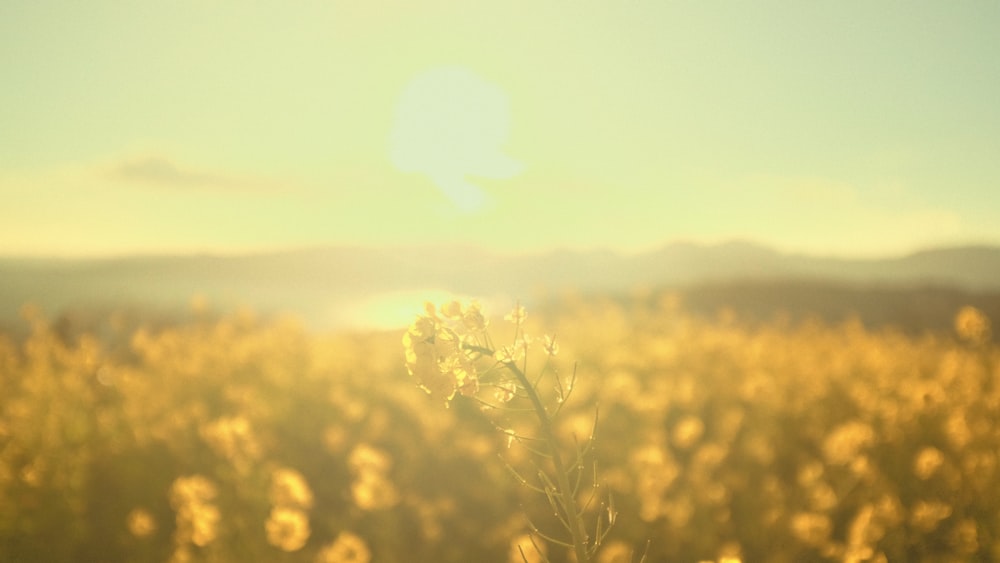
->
[[402, 300, 621, 562]]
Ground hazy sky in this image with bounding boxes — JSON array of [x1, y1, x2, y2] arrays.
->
[[2, 2, 998, 258]]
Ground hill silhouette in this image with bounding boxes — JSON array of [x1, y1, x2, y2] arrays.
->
[[1, 241, 999, 332]]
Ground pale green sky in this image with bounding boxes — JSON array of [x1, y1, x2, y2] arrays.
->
[[1, 1, 998, 258]]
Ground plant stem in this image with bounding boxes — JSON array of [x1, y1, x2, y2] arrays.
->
[[506, 361, 591, 563]]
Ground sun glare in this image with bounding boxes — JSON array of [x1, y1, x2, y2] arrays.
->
[[339, 289, 464, 330], [338, 289, 509, 331], [389, 66, 522, 213]]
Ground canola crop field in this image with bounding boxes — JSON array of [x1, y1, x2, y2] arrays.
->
[[0, 294, 997, 563]]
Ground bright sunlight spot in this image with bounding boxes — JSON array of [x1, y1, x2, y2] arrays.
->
[[338, 289, 482, 330], [389, 66, 522, 213]]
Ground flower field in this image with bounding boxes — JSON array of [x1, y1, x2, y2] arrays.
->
[[1, 293, 997, 562]]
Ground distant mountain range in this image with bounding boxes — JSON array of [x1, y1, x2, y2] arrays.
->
[[2, 241, 999, 330]]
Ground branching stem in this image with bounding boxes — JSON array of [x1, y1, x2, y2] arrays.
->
[[503, 360, 592, 563]]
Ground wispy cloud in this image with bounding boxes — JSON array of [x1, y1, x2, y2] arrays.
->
[[106, 155, 286, 193]]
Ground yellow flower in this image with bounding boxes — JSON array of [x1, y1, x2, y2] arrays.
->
[[348, 443, 394, 475], [169, 475, 217, 508], [440, 300, 463, 319], [821, 421, 875, 466], [504, 304, 527, 325], [950, 518, 979, 555], [913, 447, 945, 480], [494, 381, 517, 403], [169, 475, 220, 547], [672, 415, 705, 450], [126, 508, 157, 538], [348, 444, 400, 510], [543, 334, 559, 356], [910, 500, 952, 532], [423, 301, 438, 318], [494, 345, 518, 364], [955, 306, 990, 343], [270, 467, 314, 509], [265, 507, 311, 552], [316, 532, 371, 563], [351, 473, 400, 510], [403, 317, 478, 402], [463, 300, 488, 332], [188, 504, 220, 547], [790, 512, 832, 546], [200, 416, 261, 471]]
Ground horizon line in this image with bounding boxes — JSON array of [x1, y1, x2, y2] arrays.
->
[[2, 238, 1000, 263]]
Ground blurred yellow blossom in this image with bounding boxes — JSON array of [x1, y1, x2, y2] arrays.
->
[[843, 503, 885, 562], [954, 306, 990, 343], [790, 511, 832, 547], [169, 475, 216, 507], [945, 412, 972, 449], [672, 415, 705, 450], [200, 415, 261, 473], [950, 518, 979, 554], [505, 304, 527, 325], [494, 380, 517, 403], [348, 444, 393, 475], [494, 343, 524, 364], [265, 507, 310, 551], [910, 500, 952, 532], [348, 444, 399, 510], [169, 475, 220, 548], [126, 508, 157, 538], [821, 421, 875, 466], [316, 531, 372, 563], [913, 447, 945, 480], [271, 467, 314, 509], [543, 334, 560, 356], [441, 300, 463, 319], [351, 473, 399, 510], [462, 300, 488, 332]]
